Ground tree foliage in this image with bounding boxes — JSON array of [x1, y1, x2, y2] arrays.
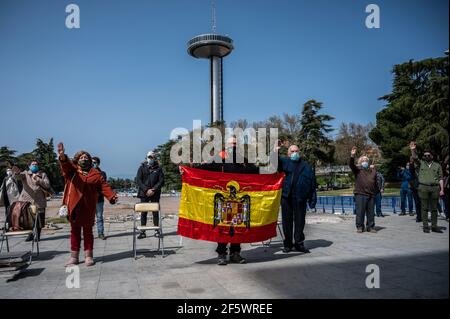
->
[[369, 56, 449, 179]]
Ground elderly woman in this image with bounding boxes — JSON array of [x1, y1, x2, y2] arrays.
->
[[349, 147, 378, 233], [57, 142, 118, 267], [12, 160, 51, 241]]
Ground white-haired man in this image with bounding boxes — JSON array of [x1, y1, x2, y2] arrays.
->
[[349, 147, 378, 233], [135, 150, 165, 239], [274, 142, 317, 253]]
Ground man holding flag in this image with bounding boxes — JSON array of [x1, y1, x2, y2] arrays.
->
[[178, 137, 283, 266]]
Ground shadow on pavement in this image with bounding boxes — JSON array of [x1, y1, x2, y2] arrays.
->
[[99, 249, 178, 263], [7, 268, 45, 282], [196, 239, 334, 264], [250, 250, 449, 298]]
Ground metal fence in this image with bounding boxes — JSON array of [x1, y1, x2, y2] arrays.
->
[[315, 195, 445, 215]]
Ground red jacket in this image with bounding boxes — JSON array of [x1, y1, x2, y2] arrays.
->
[[60, 156, 116, 226]]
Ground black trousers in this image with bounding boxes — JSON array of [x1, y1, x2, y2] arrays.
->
[[281, 196, 307, 248], [216, 243, 241, 255], [411, 188, 422, 222], [354, 194, 375, 230], [140, 197, 159, 227]]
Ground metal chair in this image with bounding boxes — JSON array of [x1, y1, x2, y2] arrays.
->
[[132, 203, 164, 259], [251, 221, 284, 251], [0, 204, 40, 265]]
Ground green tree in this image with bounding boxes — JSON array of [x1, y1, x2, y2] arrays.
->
[[370, 56, 449, 180], [154, 139, 182, 192], [0, 146, 17, 181], [297, 100, 335, 169], [33, 138, 64, 192]]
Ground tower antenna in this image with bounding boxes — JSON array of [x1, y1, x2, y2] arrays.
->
[[212, 0, 217, 33]]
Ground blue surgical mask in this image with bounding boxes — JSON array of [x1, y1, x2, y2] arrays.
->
[[93, 163, 98, 169], [147, 159, 155, 166], [30, 165, 39, 173], [290, 152, 300, 161], [361, 162, 369, 169]]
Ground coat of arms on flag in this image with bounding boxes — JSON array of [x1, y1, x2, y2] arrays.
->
[[177, 167, 285, 243]]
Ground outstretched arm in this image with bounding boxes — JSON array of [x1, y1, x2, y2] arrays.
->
[[409, 141, 420, 169], [98, 175, 118, 204], [349, 147, 359, 175], [57, 142, 77, 180]]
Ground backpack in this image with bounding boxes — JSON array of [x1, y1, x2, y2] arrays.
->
[[8, 201, 35, 231]]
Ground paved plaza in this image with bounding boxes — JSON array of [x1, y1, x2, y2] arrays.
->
[[0, 199, 448, 299]]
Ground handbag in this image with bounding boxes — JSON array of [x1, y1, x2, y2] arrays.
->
[[59, 174, 75, 218]]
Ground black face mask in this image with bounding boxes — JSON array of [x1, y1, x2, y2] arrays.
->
[[78, 159, 91, 171], [424, 155, 433, 162]]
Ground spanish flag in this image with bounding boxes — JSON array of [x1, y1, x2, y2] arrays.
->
[[177, 167, 285, 243]]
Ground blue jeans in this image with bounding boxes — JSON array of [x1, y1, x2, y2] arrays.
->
[[375, 192, 382, 216], [96, 201, 105, 236], [400, 188, 413, 213]]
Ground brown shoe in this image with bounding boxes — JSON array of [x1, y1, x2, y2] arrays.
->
[[84, 250, 95, 267], [65, 251, 79, 267], [367, 228, 378, 233]]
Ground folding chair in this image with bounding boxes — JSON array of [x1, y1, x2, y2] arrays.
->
[[0, 204, 40, 265], [250, 220, 284, 251], [132, 203, 164, 259]]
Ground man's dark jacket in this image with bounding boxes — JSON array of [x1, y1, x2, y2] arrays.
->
[[136, 162, 165, 200], [277, 155, 317, 208]]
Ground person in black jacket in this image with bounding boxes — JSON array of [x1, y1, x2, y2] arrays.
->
[[188, 137, 259, 265], [135, 151, 165, 239]]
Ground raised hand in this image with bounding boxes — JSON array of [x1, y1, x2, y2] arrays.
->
[[57, 142, 65, 156], [274, 139, 282, 152], [110, 194, 119, 205], [12, 166, 21, 174]]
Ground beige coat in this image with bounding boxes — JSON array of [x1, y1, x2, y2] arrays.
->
[[16, 170, 50, 209]]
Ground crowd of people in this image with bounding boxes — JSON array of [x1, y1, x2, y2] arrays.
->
[[0, 139, 448, 267]]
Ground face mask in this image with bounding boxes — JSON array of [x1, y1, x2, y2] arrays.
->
[[78, 160, 91, 171], [290, 152, 300, 161], [6, 169, 12, 177], [93, 163, 98, 169], [147, 159, 155, 166], [30, 165, 39, 173], [361, 162, 369, 169], [424, 155, 432, 162]]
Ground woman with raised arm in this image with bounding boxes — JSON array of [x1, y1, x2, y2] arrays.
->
[[57, 142, 118, 267]]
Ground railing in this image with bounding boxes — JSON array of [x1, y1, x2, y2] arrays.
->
[[314, 195, 445, 215], [187, 34, 233, 47]]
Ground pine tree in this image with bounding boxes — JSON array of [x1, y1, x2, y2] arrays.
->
[[297, 100, 335, 169]]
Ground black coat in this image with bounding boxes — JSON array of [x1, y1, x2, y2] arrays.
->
[[136, 163, 165, 200]]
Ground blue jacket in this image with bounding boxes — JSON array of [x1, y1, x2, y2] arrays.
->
[[397, 169, 412, 190], [277, 156, 317, 208]]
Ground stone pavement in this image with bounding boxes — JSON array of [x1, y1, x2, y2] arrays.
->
[[0, 212, 448, 299]]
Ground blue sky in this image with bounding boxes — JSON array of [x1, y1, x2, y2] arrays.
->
[[0, 0, 448, 178]]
